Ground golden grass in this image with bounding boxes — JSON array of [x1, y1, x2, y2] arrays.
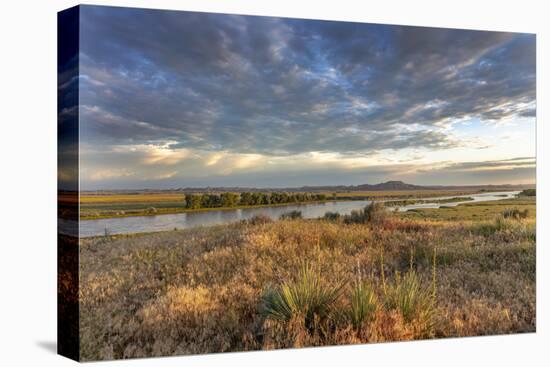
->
[[402, 197, 535, 221], [78, 200, 536, 360], [80, 193, 185, 203]]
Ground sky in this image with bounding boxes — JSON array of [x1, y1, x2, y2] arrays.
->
[[76, 5, 536, 190]]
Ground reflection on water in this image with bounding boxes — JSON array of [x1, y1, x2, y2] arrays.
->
[[73, 191, 518, 237]]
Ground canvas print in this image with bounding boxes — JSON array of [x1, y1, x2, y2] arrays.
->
[[58, 5, 536, 362]]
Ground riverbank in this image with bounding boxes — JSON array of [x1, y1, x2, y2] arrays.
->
[[80, 200, 330, 220], [76, 191, 518, 237], [384, 196, 474, 207], [80, 189, 499, 220]]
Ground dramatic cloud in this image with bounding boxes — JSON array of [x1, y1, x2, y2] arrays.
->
[[77, 6, 536, 189]]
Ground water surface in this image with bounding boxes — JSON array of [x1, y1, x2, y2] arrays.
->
[[65, 191, 518, 237]]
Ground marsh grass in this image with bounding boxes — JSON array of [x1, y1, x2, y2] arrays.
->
[[474, 210, 535, 243], [246, 214, 273, 225], [502, 208, 529, 219]]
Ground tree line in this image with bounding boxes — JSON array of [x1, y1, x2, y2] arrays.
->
[[184, 192, 330, 209]]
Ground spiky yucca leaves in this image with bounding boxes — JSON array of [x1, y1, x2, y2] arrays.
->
[[348, 281, 378, 329], [384, 271, 435, 336], [259, 263, 346, 331]]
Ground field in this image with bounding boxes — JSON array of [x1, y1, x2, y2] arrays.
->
[[79, 189, 489, 219], [79, 196, 536, 360], [402, 198, 535, 221]]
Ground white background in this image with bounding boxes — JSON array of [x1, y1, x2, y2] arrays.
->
[[0, 0, 547, 365]]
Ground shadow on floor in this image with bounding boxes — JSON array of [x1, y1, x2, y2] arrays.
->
[[36, 340, 57, 354]]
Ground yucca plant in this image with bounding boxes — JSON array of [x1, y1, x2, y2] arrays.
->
[[348, 281, 378, 328], [259, 263, 346, 330], [384, 270, 435, 333]]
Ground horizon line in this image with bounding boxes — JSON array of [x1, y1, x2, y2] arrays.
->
[[76, 180, 536, 192]]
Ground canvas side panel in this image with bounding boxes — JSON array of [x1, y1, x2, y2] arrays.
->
[[57, 5, 80, 362]]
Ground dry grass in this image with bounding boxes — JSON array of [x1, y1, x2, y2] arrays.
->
[[402, 197, 535, 221], [79, 200, 536, 361], [80, 193, 185, 203]]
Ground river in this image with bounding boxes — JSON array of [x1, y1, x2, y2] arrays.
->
[[61, 191, 519, 237]]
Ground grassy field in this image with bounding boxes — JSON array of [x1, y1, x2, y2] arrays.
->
[[79, 189, 489, 219], [80, 193, 185, 203], [402, 198, 536, 221], [79, 196, 535, 360], [384, 196, 474, 207]]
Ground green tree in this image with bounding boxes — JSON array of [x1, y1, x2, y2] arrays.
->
[[202, 194, 222, 208], [221, 192, 239, 207], [240, 192, 252, 205], [185, 194, 202, 209], [260, 193, 270, 205], [280, 192, 289, 203], [270, 192, 280, 204], [251, 192, 262, 205]]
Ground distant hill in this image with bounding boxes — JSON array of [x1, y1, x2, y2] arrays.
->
[[357, 180, 425, 191], [83, 180, 535, 194], [171, 180, 535, 193]]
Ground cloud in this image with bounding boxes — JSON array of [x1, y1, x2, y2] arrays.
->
[[75, 6, 536, 188], [404, 157, 536, 186], [417, 157, 535, 173], [79, 138, 535, 189]]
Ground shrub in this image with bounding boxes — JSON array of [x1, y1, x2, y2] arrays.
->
[[259, 263, 346, 330], [343, 202, 390, 224], [348, 281, 378, 328], [364, 202, 390, 224], [247, 214, 273, 225], [323, 211, 341, 221], [343, 209, 365, 224], [519, 189, 536, 197], [279, 210, 302, 220]]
